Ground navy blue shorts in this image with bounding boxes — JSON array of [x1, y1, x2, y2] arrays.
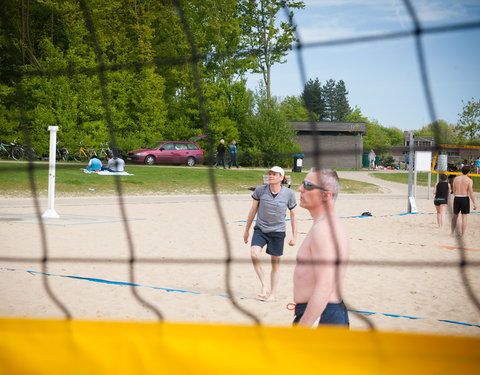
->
[[251, 226, 286, 256], [293, 302, 349, 327]]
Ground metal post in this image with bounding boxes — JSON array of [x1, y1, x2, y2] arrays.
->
[[407, 131, 415, 212], [42, 126, 60, 219]]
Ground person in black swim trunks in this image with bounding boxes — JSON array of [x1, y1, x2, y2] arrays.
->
[[292, 168, 350, 328], [433, 174, 450, 228], [451, 166, 478, 236]]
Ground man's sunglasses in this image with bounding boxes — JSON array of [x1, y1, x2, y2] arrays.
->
[[302, 180, 329, 192]]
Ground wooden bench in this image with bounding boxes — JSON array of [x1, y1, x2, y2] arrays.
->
[[262, 174, 296, 188], [248, 175, 298, 191]]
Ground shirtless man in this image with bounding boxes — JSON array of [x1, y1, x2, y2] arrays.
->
[[244, 166, 297, 301], [451, 165, 478, 236], [293, 168, 350, 327]]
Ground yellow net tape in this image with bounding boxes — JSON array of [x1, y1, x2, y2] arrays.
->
[[1, 318, 479, 374]]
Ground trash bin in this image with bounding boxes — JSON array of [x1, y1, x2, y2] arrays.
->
[[292, 153, 304, 173]]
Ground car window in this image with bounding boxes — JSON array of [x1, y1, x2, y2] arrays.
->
[[162, 143, 175, 150], [175, 143, 188, 150], [187, 144, 199, 150]]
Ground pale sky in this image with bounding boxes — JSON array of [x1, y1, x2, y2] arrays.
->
[[246, 0, 480, 131]]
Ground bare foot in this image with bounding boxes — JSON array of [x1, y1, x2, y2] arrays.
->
[[264, 294, 276, 302], [257, 287, 270, 300]]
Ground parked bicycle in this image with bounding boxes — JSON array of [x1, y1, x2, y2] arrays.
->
[[22, 143, 39, 160], [73, 141, 97, 162], [97, 142, 113, 160], [56, 141, 69, 161], [0, 139, 24, 160]]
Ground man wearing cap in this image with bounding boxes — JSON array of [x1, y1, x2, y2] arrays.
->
[[243, 166, 297, 301]]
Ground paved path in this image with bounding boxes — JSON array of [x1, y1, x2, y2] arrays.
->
[[337, 170, 431, 198]]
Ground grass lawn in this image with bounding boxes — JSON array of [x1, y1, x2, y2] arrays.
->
[[0, 162, 380, 197], [371, 171, 480, 192]]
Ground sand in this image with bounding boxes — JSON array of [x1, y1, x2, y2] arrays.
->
[[0, 171, 479, 337]]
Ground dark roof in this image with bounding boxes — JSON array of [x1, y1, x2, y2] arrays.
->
[[290, 121, 367, 134]]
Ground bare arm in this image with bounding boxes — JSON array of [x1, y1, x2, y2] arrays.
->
[[243, 200, 259, 244], [288, 208, 297, 246], [468, 181, 478, 210]]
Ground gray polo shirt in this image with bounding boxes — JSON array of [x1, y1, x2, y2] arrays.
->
[[252, 184, 296, 233]]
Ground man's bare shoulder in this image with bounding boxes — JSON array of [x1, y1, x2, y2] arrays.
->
[[309, 217, 349, 258]]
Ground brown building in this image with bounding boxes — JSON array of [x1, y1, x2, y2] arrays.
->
[[290, 121, 367, 169]]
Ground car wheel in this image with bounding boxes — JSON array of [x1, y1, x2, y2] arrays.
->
[[186, 156, 196, 166], [144, 155, 155, 165]]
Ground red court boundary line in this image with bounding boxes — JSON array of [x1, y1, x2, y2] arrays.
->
[[356, 238, 480, 252]]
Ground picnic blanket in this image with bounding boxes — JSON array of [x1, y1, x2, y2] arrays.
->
[[82, 169, 134, 176]]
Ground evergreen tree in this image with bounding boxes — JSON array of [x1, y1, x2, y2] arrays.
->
[[322, 79, 336, 121], [301, 78, 324, 120], [332, 80, 351, 121]]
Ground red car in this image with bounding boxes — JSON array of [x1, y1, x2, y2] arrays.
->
[[127, 141, 204, 166]]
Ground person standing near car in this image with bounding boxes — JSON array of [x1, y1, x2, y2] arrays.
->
[[228, 140, 239, 169], [216, 139, 226, 169], [243, 166, 297, 301]]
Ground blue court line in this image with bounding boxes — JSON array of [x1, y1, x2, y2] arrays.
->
[[22, 269, 201, 295], [2, 267, 479, 328], [231, 211, 479, 223]]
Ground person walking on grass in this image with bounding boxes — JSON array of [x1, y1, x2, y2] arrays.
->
[[451, 166, 478, 236], [215, 139, 226, 169], [243, 166, 297, 301], [228, 140, 239, 169]]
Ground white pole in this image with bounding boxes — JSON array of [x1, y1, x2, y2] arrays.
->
[[428, 172, 431, 200], [407, 132, 414, 212], [42, 126, 60, 219]]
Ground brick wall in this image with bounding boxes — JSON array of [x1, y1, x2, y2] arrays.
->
[[293, 134, 363, 170]]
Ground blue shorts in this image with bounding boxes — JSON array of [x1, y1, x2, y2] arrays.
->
[[251, 226, 286, 256], [293, 302, 349, 327]]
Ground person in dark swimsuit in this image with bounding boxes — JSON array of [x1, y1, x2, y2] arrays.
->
[[433, 174, 450, 228], [451, 166, 478, 236]]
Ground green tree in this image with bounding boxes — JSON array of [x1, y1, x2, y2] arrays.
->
[[363, 120, 391, 154], [415, 120, 459, 145], [332, 80, 351, 121], [301, 78, 324, 120], [240, 0, 304, 100], [322, 79, 336, 121], [457, 98, 480, 141], [239, 86, 299, 166], [344, 107, 398, 155], [279, 95, 309, 121], [383, 126, 403, 146]]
